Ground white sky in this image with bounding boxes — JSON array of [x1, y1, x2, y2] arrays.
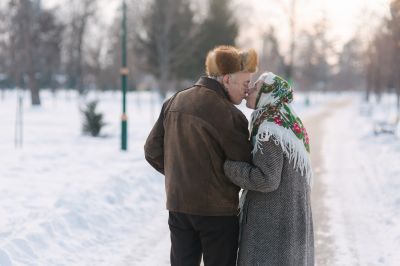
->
[[236, 0, 390, 51], [42, 0, 391, 53]]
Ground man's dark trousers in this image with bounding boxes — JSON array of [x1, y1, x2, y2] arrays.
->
[[168, 211, 239, 266]]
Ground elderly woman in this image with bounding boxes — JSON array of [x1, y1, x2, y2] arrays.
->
[[224, 72, 314, 266]]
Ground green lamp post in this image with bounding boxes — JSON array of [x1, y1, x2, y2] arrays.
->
[[120, 0, 128, 151]]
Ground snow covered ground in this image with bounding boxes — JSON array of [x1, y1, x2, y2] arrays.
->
[[320, 94, 400, 265], [0, 89, 399, 265], [0, 90, 169, 266]]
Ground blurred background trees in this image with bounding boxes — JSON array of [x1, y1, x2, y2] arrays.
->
[[0, 0, 399, 108], [136, 0, 198, 97], [362, 0, 400, 113], [3, 0, 63, 105]]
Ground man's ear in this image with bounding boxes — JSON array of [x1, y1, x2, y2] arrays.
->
[[222, 74, 230, 88]]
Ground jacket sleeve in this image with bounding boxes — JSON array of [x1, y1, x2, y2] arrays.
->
[[223, 139, 284, 192], [144, 99, 170, 174]]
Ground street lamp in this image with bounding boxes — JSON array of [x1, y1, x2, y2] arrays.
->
[[120, 0, 128, 151]]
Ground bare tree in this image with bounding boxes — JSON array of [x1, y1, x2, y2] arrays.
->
[[64, 0, 98, 94], [37, 9, 64, 92], [6, 1, 50, 103], [333, 37, 365, 91], [365, 23, 394, 103], [287, 0, 297, 80], [85, 36, 105, 91], [91, 0, 145, 92], [259, 27, 286, 75], [272, 0, 299, 80], [0, 6, 9, 98], [389, 0, 400, 114], [7, 0, 41, 105], [4, 0, 63, 105], [137, 0, 202, 97], [362, 0, 400, 111], [296, 16, 334, 91]]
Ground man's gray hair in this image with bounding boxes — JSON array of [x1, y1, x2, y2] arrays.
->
[[208, 75, 230, 84]]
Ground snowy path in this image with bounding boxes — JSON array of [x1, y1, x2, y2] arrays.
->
[[306, 99, 350, 266], [311, 98, 400, 265]]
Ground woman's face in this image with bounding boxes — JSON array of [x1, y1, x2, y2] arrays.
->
[[246, 81, 263, 109]]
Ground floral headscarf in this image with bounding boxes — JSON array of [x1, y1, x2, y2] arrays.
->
[[250, 72, 312, 185]]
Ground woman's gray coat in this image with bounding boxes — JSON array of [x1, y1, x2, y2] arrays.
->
[[224, 138, 314, 266]]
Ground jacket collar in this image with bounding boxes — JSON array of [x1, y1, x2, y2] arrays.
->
[[195, 76, 230, 100]]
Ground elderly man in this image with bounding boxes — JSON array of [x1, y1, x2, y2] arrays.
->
[[144, 45, 258, 266]]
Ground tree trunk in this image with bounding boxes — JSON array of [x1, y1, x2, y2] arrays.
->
[[365, 86, 371, 102], [29, 73, 41, 105], [365, 63, 372, 102], [287, 0, 297, 80], [158, 70, 169, 99], [397, 82, 400, 122], [76, 22, 85, 94], [27, 37, 40, 105]]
